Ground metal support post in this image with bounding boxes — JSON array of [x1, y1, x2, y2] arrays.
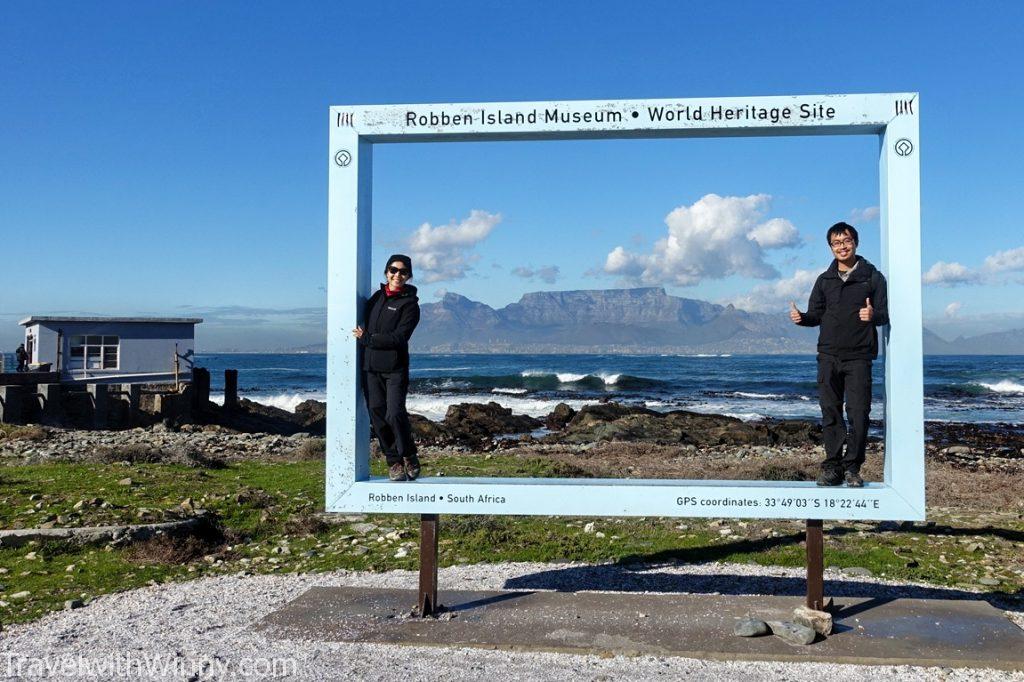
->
[[224, 369, 238, 411], [806, 519, 824, 610], [419, 513, 439, 616]]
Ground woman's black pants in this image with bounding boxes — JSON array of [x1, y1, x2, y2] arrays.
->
[[364, 369, 417, 466]]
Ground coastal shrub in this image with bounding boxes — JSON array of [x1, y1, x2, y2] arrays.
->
[[125, 521, 227, 564], [284, 513, 329, 537], [125, 535, 212, 564], [757, 462, 814, 481], [0, 424, 48, 441], [96, 444, 226, 469], [165, 446, 227, 469], [234, 488, 274, 508], [290, 438, 326, 461], [98, 444, 164, 464]]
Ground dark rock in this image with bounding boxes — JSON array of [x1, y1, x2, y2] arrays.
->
[[733, 618, 769, 637], [409, 414, 449, 446], [545, 403, 576, 430], [566, 403, 657, 429], [767, 620, 816, 645], [555, 403, 793, 446], [441, 402, 542, 447], [294, 400, 327, 432], [769, 420, 821, 445]]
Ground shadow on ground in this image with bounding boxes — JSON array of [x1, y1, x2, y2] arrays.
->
[[502, 530, 1024, 619]]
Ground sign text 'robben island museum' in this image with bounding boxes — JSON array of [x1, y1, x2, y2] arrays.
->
[[325, 93, 922, 523]]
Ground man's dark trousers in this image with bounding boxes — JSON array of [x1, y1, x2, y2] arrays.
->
[[364, 370, 416, 467], [817, 354, 872, 475]]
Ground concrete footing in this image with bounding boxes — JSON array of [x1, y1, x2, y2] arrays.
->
[[36, 383, 62, 423], [257, 587, 1024, 670], [0, 385, 25, 424], [87, 384, 109, 429]]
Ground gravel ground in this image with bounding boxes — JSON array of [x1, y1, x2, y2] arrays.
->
[[2, 562, 1022, 681]]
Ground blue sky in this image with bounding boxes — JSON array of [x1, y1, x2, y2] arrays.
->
[[2, 1, 1022, 350]]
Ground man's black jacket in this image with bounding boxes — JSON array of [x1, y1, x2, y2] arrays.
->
[[359, 284, 420, 372], [799, 256, 889, 360]]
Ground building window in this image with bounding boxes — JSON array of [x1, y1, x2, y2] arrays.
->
[[68, 335, 119, 371]]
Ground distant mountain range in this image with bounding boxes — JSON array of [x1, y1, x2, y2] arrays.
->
[[411, 288, 812, 353], [264, 288, 1024, 355], [922, 327, 1024, 355]]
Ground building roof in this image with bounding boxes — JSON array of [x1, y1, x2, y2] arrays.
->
[[19, 316, 203, 326]]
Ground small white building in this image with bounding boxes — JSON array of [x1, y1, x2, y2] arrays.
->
[[18, 317, 202, 384]]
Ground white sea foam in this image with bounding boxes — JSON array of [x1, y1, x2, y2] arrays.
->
[[406, 393, 595, 421], [978, 380, 1024, 394], [521, 370, 623, 385], [492, 387, 528, 395], [411, 366, 471, 373], [236, 367, 305, 372], [430, 379, 470, 390], [210, 391, 326, 413], [731, 391, 786, 400]]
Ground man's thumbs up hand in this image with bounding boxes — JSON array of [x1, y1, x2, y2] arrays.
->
[[859, 297, 874, 322], [789, 301, 803, 324]]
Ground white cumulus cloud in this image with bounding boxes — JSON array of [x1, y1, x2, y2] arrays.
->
[[848, 206, 880, 223], [983, 246, 1024, 273], [944, 301, 963, 318], [922, 261, 978, 287], [511, 265, 560, 284], [603, 193, 799, 286], [748, 218, 801, 248], [723, 269, 820, 313], [406, 210, 502, 283]]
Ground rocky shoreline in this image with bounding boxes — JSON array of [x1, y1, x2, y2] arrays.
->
[[1, 398, 1022, 476]]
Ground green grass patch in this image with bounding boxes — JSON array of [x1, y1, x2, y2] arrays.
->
[[1, 456, 1021, 627]]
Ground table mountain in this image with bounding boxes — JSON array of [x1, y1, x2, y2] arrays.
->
[[412, 288, 816, 354]]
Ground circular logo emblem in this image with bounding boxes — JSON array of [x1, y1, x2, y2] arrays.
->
[[334, 150, 352, 167], [894, 138, 914, 157]]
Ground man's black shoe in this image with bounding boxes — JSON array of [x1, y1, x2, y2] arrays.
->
[[816, 469, 843, 487], [844, 470, 864, 488]]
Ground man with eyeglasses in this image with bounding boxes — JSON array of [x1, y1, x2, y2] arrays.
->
[[789, 222, 889, 487]]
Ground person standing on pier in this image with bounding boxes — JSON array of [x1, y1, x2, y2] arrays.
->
[[15, 344, 29, 372]]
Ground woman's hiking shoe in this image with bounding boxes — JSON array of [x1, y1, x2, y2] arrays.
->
[[404, 457, 421, 481], [388, 463, 408, 482], [844, 470, 864, 488], [816, 469, 843, 486]]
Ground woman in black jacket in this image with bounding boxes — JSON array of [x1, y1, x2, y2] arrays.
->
[[352, 254, 422, 481]]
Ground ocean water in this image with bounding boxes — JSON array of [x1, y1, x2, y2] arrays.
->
[[196, 353, 1024, 426]]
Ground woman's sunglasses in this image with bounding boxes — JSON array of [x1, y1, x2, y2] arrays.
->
[[387, 266, 410, 277]]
